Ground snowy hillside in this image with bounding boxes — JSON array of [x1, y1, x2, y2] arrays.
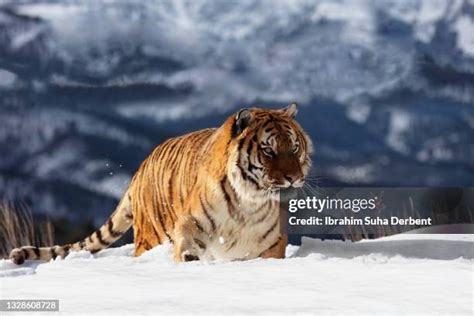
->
[[0, 1, 474, 232], [1, 234, 473, 315]]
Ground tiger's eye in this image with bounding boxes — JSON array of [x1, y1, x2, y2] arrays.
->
[[263, 147, 274, 157]]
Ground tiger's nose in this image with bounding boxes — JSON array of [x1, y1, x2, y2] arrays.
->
[[284, 173, 302, 184]]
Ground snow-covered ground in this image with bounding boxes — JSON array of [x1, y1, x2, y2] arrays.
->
[[1, 234, 472, 315]]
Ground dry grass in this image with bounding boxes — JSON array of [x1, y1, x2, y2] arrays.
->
[[0, 201, 54, 259]]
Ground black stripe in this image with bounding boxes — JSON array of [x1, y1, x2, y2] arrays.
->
[[220, 176, 235, 218], [33, 246, 40, 258], [260, 219, 278, 242], [167, 141, 184, 211], [297, 130, 307, 153], [248, 161, 263, 172], [162, 141, 179, 223], [168, 174, 175, 213], [226, 239, 237, 251], [152, 142, 171, 235], [193, 238, 206, 250], [221, 176, 232, 204], [221, 177, 245, 221], [90, 248, 101, 254], [254, 208, 271, 224], [235, 139, 247, 181], [254, 212, 271, 224], [247, 138, 254, 158], [238, 163, 261, 188], [267, 132, 278, 139], [236, 138, 245, 167], [246, 141, 263, 172], [267, 238, 281, 251], [125, 212, 133, 220], [51, 248, 57, 259], [166, 141, 179, 209], [259, 237, 281, 257], [63, 245, 71, 253], [95, 230, 110, 246], [235, 139, 261, 188], [191, 216, 205, 233], [251, 201, 272, 224], [152, 143, 174, 241], [23, 248, 30, 260], [253, 201, 270, 216], [256, 150, 263, 165], [107, 219, 122, 238], [146, 183, 163, 244], [200, 195, 216, 232], [261, 119, 273, 131], [153, 189, 171, 241], [139, 183, 162, 244]]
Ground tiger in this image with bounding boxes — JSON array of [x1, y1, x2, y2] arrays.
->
[[9, 103, 312, 264]]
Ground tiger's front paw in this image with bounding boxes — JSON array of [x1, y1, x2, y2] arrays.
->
[[181, 250, 200, 262], [9, 248, 25, 265]]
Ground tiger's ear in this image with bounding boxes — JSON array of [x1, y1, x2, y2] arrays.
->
[[232, 108, 253, 137], [282, 102, 298, 118]]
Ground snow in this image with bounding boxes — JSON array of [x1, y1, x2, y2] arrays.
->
[[310, 0, 376, 46], [453, 15, 474, 57], [1, 234, 472, 315], [10, 24, 45, 50], [386, 109, 412, 155], [0, 69, 17, 89], [346, 104, 371, 124], [414, 0, 451, 43], [329, 164, 375, 184]]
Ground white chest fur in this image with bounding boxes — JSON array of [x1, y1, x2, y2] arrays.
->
[[201, 200, 281, 261]]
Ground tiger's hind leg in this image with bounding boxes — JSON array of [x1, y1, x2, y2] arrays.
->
[[133, 209, 164, 257]]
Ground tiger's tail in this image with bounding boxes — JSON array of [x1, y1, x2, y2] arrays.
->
[[9, 191, 133, 265]]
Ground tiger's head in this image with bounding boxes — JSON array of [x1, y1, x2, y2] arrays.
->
[[227, 103, 313, 200]]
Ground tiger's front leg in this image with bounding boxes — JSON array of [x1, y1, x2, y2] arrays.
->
[[173, 216, 208, 262], [260, 234, 288, 259]]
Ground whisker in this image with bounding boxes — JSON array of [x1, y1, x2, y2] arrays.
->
[[303, 183, 320, 197], [306, 182, 327, 196]]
